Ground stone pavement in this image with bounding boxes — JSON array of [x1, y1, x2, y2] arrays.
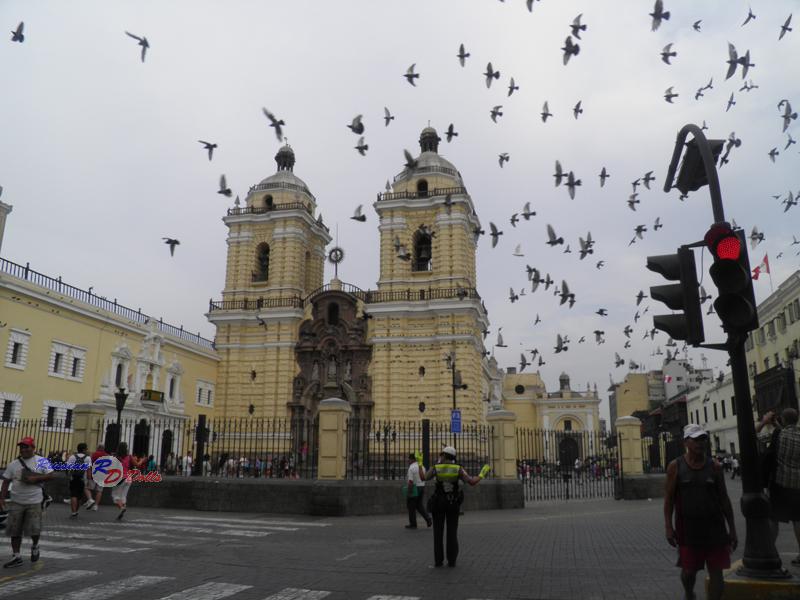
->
[[0, 478, 797, 599]]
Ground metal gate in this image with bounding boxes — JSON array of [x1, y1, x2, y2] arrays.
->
[[516, 428, 620, 501]]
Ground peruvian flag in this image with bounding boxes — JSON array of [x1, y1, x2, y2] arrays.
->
[[752, 254, 770, 280], [664, 375, 673, 383]]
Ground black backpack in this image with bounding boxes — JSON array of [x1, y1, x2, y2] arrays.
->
[[70, 453, 88, 481]]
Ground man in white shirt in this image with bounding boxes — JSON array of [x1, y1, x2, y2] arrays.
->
[[181, 452, 193, 476], [0, 437, 55, 568], [405, 453, 431, 529]]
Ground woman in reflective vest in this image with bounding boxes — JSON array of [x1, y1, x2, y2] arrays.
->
[[424, 446, 490, 568]]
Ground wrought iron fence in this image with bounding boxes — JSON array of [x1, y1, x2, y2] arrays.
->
[[0, 419, 75, 470], [345, 418, 492, 480], [641, 432, 682, 473], [516, 428, 620, 500], [97, 415, 318, 479]]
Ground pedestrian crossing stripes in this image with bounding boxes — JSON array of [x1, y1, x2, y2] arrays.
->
[[46, 530, 191, 547], [167, 515, 331, 527], [155, 581, 252, 600], [136, 517, 301, 531], [262, 589, 331, 600], [48, 575, 172, 600], [0, 569, 97, 594], [0, 572, 498, 600], [41, 539, 150, 553]]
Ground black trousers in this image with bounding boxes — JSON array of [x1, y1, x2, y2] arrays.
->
[[432, 500, 460, 566], [407, 487, 430, 526]]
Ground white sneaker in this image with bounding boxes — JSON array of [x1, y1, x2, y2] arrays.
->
[[91, 505, 98, 511], [83, 499, 95, 510]]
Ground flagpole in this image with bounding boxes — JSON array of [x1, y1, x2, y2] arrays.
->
[[768, 269, 774, 293]]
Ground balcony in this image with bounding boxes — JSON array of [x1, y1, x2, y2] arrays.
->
[[378, 186, 467, 202], [140, 389, 165, 403]]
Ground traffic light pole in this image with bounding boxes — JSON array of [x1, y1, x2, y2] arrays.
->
[[727, 335, 786, 577], [663, 124, 725, 224]]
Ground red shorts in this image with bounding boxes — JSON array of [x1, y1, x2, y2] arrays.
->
[[677, 545, 731, 572]]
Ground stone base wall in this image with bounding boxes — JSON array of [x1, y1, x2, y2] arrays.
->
[[46, 477, 523, 516], [614, 474, 665, 500]]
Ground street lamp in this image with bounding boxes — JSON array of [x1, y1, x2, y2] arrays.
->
[[113, 387, 128, 453]]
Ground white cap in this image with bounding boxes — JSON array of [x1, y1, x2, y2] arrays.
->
[[683, 424, 707, 439], [442, 446, 456, 459]]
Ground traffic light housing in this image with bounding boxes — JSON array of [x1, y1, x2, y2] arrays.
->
[[674, 138, 725, 195], [647, 246, 705, 345], [705, 224, 758, 334]]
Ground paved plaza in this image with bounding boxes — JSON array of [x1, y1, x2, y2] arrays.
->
[[0, 479, 798, 599]]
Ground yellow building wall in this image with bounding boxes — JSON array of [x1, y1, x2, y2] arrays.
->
[[0, 273, 218, 421], [615, 373, 650, 419]]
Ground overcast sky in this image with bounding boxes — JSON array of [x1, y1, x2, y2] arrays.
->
[[2, 1, 798, 423]]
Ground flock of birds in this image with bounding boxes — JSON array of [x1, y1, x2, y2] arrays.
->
[[6, 2, 799, 387]]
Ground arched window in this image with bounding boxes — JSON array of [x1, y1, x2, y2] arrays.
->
[[254, 244, 270, 282], [327, 302, 339, 325], [413, 232, 432, 272], [264, 195, 274, 209], [564, 419, 572, 432], [115, 364, 123, 387], [416, 179, 428, 197]]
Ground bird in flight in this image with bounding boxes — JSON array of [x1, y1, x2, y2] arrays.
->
[[693, 20, 702, 32], [124, 31, 149, 62], [654, 216, 663, 230], [262, 108, 285, 141], [768, 148, 779, 163], [642, 171, 655, 189], [351, 205, 366, 222], [457, 43, 470, 67], [162, 238, 180, 257], [521, 202, 536, 220], [661, 43, 676, 64], [489, 222, 503, 248], [498, 153, 510, 168], [404, 64, 419, 86], [541, 101, 553, 122], [445, 123, 458, 142], [636, 290, 648, 306], [741, 6, 756, 27], [650, 0, 670, 32], [11, 22, 24, 42], [546, 224, 564, 246], [566, 171, 581, 199], [553, 160, 565, 187], [355, 137, 369, 156], [779, 14, 793, 40], [596, 308, 608, 316], [573, 101, 583, 119], [198, 140, 217, 161], [599, 167, 609, 187], [484, 63, 500, 88], [347, 115, 364, 135], [562, 36, 580, 65], [507, 77, 519, 97], [403, 149, 418, 170], [628, 193, 640, 211], [778, 100, 798, 132], [218, 175, 232, 197], [490, 105, 504, 123], [571, 14, 587, 39], [726, 93, 736, 112], [664, 87, 678, 103]]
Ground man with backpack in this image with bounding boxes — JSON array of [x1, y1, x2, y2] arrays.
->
[[66, 443, 92, 518], [0, 437, 56, 568]]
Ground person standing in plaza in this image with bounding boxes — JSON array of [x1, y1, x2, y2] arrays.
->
[[424, 446, 489, 568], [767, 408, 800, 565], [84, 443, 107, 511], [65, 442, 91, 518], [181, 451, 193, 476], [405, 453, 431, 529], [0, 437, 55, 568], [664, 424, 737, 600], [730, 456, 740, 480], [112, 442, 132, 521]]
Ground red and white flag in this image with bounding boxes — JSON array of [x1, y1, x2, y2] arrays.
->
[[752, 254, 770, 280], [664, 375, 673, 383]]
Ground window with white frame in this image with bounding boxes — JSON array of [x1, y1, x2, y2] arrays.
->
[[165, 362, 184, 403], [48, 341, 86, 382], [0, 392, 22, 424], [195, 380, 215, 407], [41, 400, 76, 431], [5, 329, 31, 370]]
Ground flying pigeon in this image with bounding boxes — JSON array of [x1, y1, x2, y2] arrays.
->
[[741, 6, 756, 27], [571, 14, 587, 39], [445, 123, 458, 142], [490, 105, 504, 123], [519, 353, 530, 372], [561, 36, 580, 65], [596, 308, 608, 316], [262, 108, 285, 141], [521, 202, 536, 220], [498, 153, 510, 168], [198, 140, 217, 161], [404, 64, 419, 86], [779, 14, 793, 40], [693, 20, 702, 32], [553, 160, 565, 186], [489, 222, 503, 248], [661, 43, 676, 64], [778, 100, 797, 132], [383, 107, 394, 127], [512, 244, 524, 257], [664, 87, 679, 103], [457, 43, 470, 66], [650, 0, 670, 32], [642, 171, 655, 189], [496, 331, 507, 348], [566, 171, 582, 199], [599, 167, 609, 187], [124, 31, 149, 62], [162, 238, 180, 257], [636, 290, 647, 306], [403, 149, 418, 169], [217, 174, 232, 197], [507, 77, 519, 96], [546, 224, 564, 246], [347, 115, 364, 135], [541, 101, 553, 122], [484, 63, 500, 88], [351, 205, 366, 222], [573, 101, 583, 119], [11, 22, 24, 43]]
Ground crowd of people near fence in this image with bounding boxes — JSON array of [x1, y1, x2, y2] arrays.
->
[[516, 456, 619, 480]]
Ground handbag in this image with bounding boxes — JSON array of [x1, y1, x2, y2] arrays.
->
[[402, 484, 418, 498]]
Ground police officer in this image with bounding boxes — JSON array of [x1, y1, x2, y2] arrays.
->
[[424, 446, 489, 567]]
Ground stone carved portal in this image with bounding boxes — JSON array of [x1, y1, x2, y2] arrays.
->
[[291, 290, 372, 420]]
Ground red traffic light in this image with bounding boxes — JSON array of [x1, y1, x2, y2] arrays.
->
[[704, 223, 741, 260]]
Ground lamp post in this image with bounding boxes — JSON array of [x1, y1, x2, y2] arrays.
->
[[113, 387, 128, 453], [445, 352, 468, 446]]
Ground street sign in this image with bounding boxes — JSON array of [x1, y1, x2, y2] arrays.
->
[[450, 409, 462, 434]]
